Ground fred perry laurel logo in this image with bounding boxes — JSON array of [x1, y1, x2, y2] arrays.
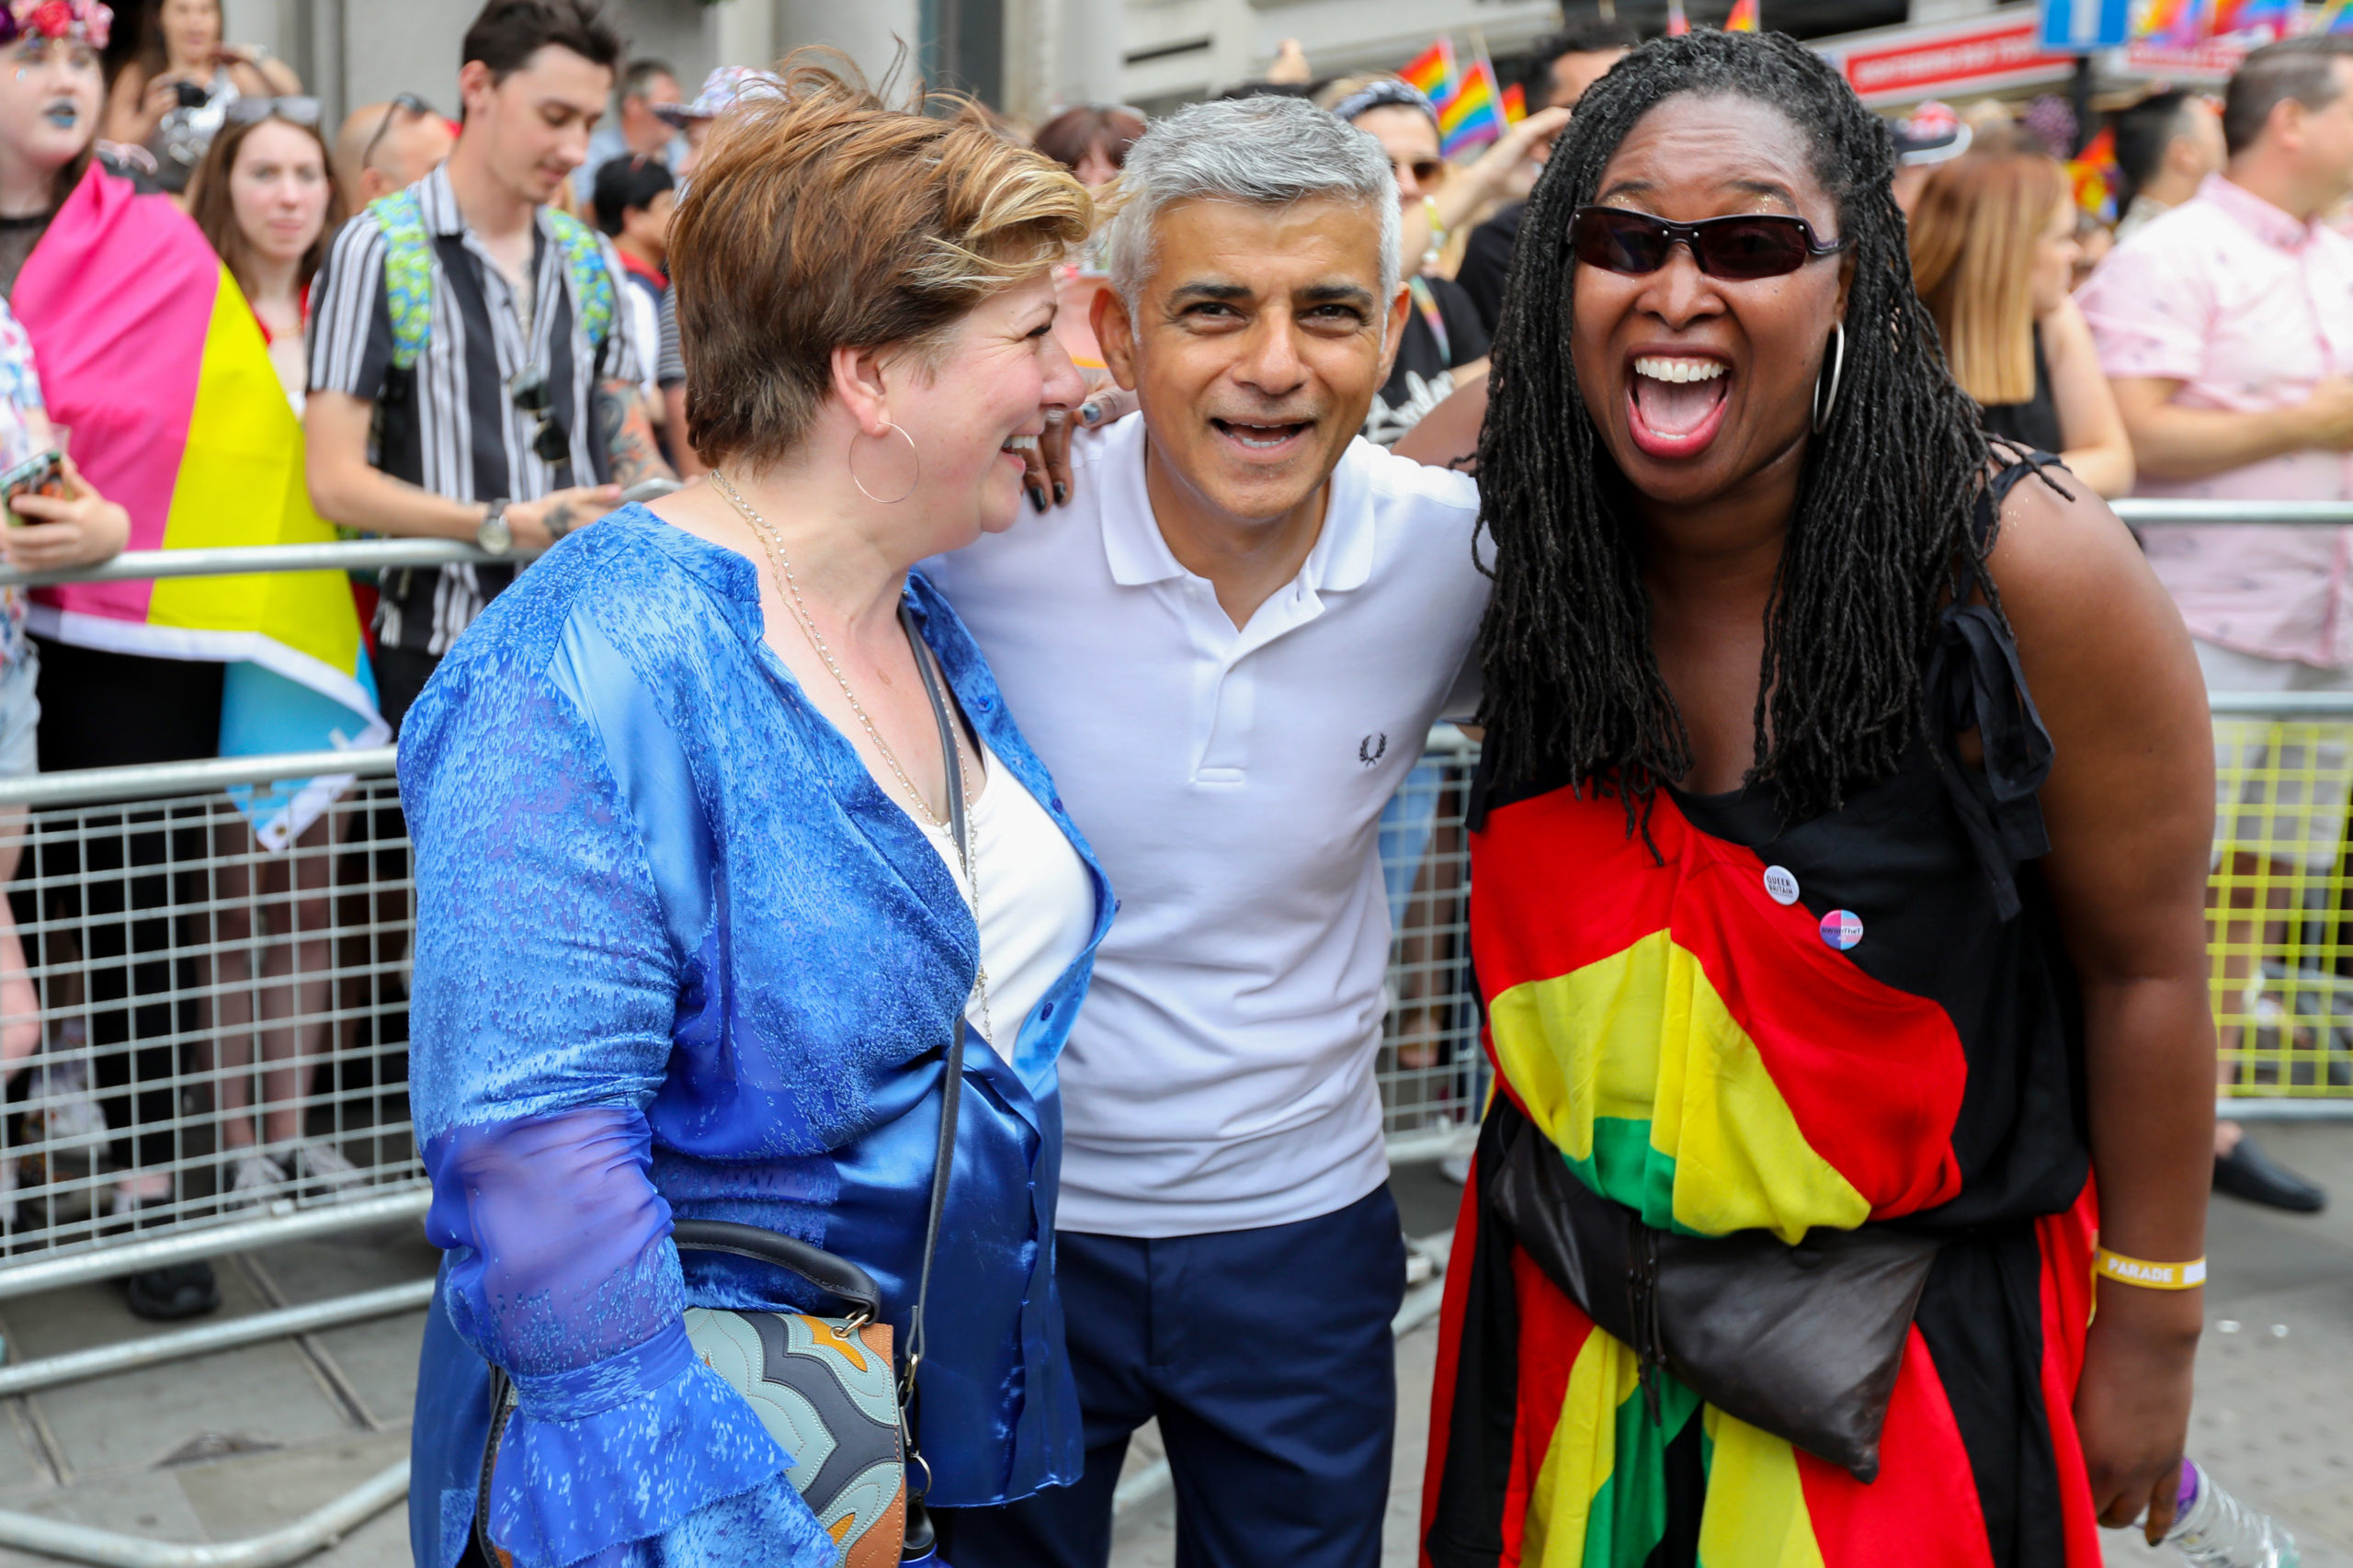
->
[[1359, 733, 1389, 767]]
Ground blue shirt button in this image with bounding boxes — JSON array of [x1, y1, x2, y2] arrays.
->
[[1051, 796, 1063, 812], [1040, 1000, 1054, 1019]]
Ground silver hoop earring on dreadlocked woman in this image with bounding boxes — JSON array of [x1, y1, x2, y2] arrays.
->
[[1811, 322, 1846, 436], [847, 422, 921, 506]]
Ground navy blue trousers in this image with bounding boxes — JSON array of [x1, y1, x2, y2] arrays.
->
[[933, 1185, 1406, 1568]]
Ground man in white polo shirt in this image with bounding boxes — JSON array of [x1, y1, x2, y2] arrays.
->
[[925, 95, 1486, 1568]]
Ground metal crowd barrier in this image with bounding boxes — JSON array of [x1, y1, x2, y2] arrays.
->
[[0, 505, 2347, 1562]]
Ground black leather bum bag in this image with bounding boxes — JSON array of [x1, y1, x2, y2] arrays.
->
[[1483, 1097, 1940, 1483]]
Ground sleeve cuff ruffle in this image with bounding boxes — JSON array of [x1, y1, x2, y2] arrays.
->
[[486, 1323, 801, 1568]]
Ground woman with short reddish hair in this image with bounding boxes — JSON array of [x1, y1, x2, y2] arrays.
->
[[401, 60, 1108, 1568]]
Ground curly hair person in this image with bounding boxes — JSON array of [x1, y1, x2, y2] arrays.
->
[[1475, 28, 1999, 826]]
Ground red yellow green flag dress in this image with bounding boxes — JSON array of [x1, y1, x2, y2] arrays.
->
[[1422, 539, 2103, 1568]]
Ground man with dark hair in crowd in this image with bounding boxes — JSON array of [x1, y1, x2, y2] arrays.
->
[[1453, 17, 1639, 332], [2081, 32, 2353, 1214], [574, 56, 682, 204], [304, 0, 669, 730], [593, 153, 674, 460], [2111, 88, 2227, 242]]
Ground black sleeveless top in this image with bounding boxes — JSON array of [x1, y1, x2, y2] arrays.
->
[[1466, 455, 2087, 1235], [1980, 325, 2065, 458]]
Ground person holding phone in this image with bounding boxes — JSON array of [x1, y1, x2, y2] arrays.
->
[[102, 0, 301, 195], [0, 278, 130, 1225]]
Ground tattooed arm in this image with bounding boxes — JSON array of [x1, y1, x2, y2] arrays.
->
[[597, 379, 677, 491]]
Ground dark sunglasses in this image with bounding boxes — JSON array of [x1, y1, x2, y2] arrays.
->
[[1392, 153, 1448, 187], [507, 369, 571, 465], [1569, 206, 1852, 281], [359, 92, 437, 173], [225, 96, 322, 128]]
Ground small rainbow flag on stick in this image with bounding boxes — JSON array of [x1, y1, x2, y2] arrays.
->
[[1400, 40, 1456, 101], [2322, 0, 2353, 33], [2131, 0, 2211, 46], [1726, 0, 1760, 29], [1667, 0, 1692, 35], [1438, 54, 1509, 157], [1500, 82, 1528, 123], [2067, 125, 2119, 220]]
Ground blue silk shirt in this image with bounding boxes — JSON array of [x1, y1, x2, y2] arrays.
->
[[400, 509, 1112, 1568]]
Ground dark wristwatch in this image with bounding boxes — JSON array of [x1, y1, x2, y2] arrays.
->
[[475, 498, 513, 556]]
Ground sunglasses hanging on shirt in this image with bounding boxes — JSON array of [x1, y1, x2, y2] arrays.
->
[[1568, 206, 1852, 281], [506, 369, 571, 465]]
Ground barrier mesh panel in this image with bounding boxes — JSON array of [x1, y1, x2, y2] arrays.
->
[[1, 775, 418, 1261], [2211, 716, 2353, 1101]]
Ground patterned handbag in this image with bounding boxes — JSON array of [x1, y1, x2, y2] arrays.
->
[[674, 1224, 910, 1567], [474, 605, 974, 1568]]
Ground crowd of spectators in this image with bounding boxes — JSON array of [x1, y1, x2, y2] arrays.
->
[[0, 0, 2348, 1327]]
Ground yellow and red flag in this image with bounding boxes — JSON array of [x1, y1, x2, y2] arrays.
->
[[1726, 0, 1761, 29], [1500, 81, 1528, 124], [17, 165, 384, 843]]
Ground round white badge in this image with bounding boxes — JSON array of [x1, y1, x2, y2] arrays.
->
[[1762, 866, 1801, 906], [1819, 910, 1865, 951]]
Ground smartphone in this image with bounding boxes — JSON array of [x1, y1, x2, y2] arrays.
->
[[2, 450, 66, 528], [174, 80, 210, 110]]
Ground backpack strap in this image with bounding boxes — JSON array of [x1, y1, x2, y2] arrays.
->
[[547, 208, 617, 370], [366, 189, 436, 374]]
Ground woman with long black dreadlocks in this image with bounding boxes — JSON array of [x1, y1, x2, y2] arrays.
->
[[1418, 30, 2213, 1568]]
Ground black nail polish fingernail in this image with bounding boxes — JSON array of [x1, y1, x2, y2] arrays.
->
[[1029, 485, 1047, 512], [1080, 401, 1101, 425], [1053, 482, 1069, 506]]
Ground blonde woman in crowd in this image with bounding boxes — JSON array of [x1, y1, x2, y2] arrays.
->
[[1908, 148, 2136, 496]]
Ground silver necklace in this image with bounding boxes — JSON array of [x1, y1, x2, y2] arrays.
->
[[711, 471, 994, 1045]]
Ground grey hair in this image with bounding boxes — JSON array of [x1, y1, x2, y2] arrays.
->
[[1104, 95, 1403, 324]]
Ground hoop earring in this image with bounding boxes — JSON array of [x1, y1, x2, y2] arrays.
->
[[847, 422, 920, 506], [1812, 321, 1846, 436]]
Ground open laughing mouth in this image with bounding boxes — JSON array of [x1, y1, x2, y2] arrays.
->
[[1210, 417, 1313, 457], [1626, 354, 1731, 460]]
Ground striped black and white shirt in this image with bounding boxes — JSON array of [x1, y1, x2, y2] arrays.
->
[[307, 165, 642, 657]]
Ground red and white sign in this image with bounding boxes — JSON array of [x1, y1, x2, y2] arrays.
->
[[2119, 34, 2253, 79], [1819, 6, 2077, 104]]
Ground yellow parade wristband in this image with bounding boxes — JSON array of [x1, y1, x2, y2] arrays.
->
[[2094, 1248, 2207, 1290]]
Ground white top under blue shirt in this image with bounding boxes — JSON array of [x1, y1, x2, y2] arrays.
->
[[922, 414, 1488, 1237]]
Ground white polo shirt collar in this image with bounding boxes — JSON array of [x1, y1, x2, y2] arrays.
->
[[1099, 426, 1380, 603]]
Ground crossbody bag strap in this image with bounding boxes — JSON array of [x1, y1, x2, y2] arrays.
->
[[898, 599, 969, 1496]]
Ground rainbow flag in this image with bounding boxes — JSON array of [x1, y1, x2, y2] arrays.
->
[[1438, 55, 1509, 157], [1400, 40, 1456, 101], [17, 166, 383, 847], [1667, 0, 1692, 35], [1726, 0, 1760, 28], [1500, 81, 1528, 124], [2131, 0, 2211, 45], [2322, 0, 2353, 32], [2067, 125, 2119, 221], [2212, 0, 2290, 36]]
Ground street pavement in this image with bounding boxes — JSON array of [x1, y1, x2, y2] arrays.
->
[[0, 1129, 2347, 1567]]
